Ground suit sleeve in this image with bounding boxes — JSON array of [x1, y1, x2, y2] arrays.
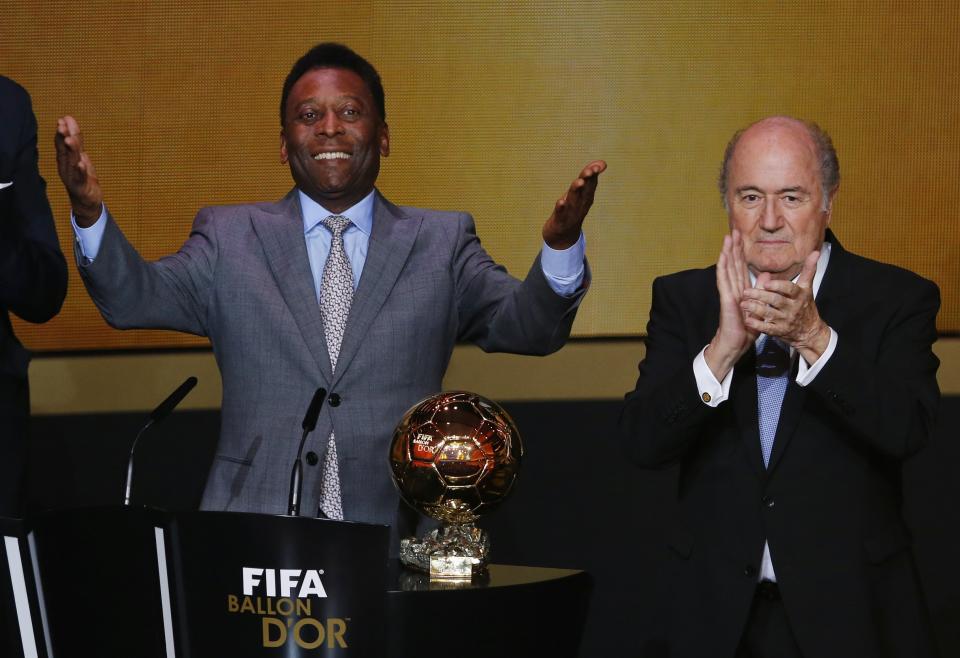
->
[[804, 275, 940, 460], [78, 207, 217, 336], [452, 212, 587, 355], [619, 275, 721, 467], [0, 82, 68, 323]]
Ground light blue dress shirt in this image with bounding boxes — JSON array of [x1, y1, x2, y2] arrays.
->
[[73, 189, 587, 298], [297, 190, 586, 298]]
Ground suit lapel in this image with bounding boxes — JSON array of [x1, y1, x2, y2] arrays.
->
[[807, 230, 851, 335], [732, 348, 766, 476], [765, 231, 850, 474], [765, 369, 805, 473], [331, 192, 422, 385], [250, 190, 333, 384]]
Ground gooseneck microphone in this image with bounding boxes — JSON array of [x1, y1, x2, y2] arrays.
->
[[288, 388, 327, 516], [122, 376, 198, 506]]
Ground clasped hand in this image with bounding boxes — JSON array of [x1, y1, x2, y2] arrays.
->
[[705, 230, 829, 380]]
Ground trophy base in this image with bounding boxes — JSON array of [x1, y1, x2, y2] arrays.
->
[[397, 564, 491, 591], [430, 554, 480, 579], [399, 523, 489, 579]]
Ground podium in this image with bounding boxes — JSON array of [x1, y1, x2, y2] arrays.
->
[[4, 508, 388, 657], [30, 507, 173, 657], [3, 510, 591, 657], [169, 512, 388, 657]]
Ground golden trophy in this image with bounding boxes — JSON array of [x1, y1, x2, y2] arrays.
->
[[389, 391, 523, 579]]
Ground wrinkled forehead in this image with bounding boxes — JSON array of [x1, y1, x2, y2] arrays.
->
[[731, 122, 820, 185]]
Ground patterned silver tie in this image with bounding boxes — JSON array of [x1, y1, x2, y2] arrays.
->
[[318, 215, 353, 520]]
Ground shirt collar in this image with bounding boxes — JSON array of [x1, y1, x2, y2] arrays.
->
[[298, 189, 376, 237]]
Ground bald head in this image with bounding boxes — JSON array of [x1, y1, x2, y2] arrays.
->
[[719, 116, 839, 211]]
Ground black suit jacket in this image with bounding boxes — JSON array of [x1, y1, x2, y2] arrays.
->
[[0, 76, 67, 515], [620, 232, 940, 658]]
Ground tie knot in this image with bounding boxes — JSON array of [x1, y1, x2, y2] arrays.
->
[[756, 335, 790, 377], [321, 215, 351, 237]]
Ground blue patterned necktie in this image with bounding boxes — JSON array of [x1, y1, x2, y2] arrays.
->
[[318, 215, 353, 520], [756, 335, 790, 468]]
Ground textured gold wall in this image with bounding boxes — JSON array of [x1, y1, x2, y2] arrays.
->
[[6, 1, 959, 351]]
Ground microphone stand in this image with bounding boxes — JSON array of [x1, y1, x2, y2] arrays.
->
[[122, 376, 198, 506], [288, 388, 327, 516]]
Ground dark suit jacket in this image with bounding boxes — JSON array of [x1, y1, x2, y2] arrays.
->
[[0, 76, 67, 516], [78, 189, 587, 548], [619, 232, 940, 658]]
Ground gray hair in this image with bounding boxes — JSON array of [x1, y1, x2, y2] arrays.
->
[[718, 117, 840, 212]]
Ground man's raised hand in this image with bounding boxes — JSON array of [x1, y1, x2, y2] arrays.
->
[[541, 160, 607, 250], [55, 116, 103, 227]]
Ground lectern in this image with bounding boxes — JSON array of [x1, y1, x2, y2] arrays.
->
[[169, 511, 389, 657], [12, 508, 388, 657], [4, 510, 591, 657]]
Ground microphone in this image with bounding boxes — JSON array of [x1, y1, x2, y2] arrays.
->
[[149, 376, 199, 425], [123, 376, 198, 506], [288, 388, 327, 516]]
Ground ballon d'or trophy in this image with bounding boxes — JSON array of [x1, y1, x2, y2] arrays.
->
[[389, 391, 523, 579]]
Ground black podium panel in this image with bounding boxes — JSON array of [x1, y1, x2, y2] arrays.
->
[[170, 512, 389, 658], [1, 517, 45, 658], [16, 506, 589, 657], [387, 564, 592, 658], [0, 518, 26, 658], [30, 507, 172, 658]]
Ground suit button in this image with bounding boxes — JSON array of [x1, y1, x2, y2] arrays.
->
[[744, 565, 757, 578], [328, 393, 341, 407], [305, 451, 319, 466], [762, 496, 775, 508]]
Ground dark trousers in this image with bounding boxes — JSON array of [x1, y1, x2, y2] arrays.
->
[[735, 581, 803, 658]]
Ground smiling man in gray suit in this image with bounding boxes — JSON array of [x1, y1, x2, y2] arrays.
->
[[54, 43, 605, 543]]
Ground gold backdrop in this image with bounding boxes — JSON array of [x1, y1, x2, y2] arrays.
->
[[5, 1, 958, 351]]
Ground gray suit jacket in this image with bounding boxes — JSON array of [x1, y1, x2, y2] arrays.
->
[[79, 189, 586, 541]]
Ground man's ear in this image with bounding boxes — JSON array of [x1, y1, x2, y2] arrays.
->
[[379, 123, 390, 157], [823, 186, 838, 225], [280, 130, 288, 164]]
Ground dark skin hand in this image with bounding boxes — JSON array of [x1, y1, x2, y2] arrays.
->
[[54, 115, 103, 227], [541, 160, 607, 249]]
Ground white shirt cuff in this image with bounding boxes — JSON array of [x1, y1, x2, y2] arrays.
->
[[796, 327, 838, 386], [693, 345, 732, 407], [71, 204, 108, 262], [540, 232, 586, 297]]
